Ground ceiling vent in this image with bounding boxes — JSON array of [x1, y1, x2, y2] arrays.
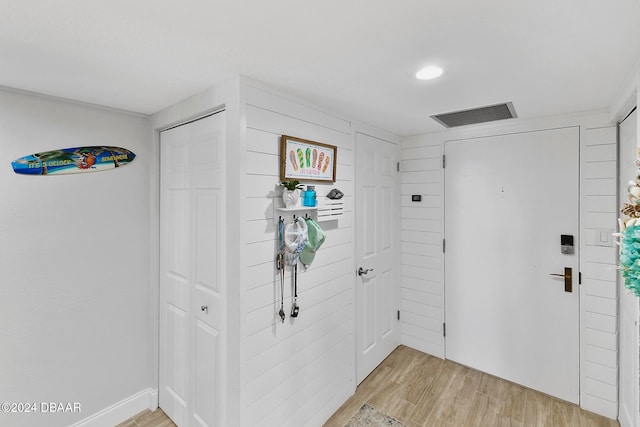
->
[[431, 102, 517, 128]]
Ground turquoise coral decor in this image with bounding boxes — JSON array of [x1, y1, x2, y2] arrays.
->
[[619, 222, 640, 296], [619, 171, 640, 297]]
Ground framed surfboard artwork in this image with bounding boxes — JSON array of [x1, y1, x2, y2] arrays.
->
[[280, 135, 337, 183], [12, 146, 136, 176]]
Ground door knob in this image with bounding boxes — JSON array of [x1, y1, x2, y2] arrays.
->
[[549, 267, 572, 293], [357, 267, 374, 276], [201, 305, 208, 313]]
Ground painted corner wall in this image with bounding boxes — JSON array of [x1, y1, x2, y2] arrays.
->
[[0, 88, 153, 427]]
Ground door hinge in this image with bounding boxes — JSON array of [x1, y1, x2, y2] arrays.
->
[[443, 323, 446, 337], [442, 154, 446, 169], [397, 161, 400, 172], [442, 239, 446, 253], [397, 310, 400, 320], [579, 271, 582, 285]]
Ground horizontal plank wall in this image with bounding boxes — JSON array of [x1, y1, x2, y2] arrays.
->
[[240, 82, 356, 427], [580, 125, 618, 418], [399, 133, 445, 357]]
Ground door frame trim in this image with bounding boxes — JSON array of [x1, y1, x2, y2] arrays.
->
[[149, 97, 229, 422], [354, 131, 402, 384], [157, 110, 228, 426]]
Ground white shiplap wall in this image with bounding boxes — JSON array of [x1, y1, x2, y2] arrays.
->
[[241, 83, 356, 427], [580, 126, 618, 418], [399, 133, 445, 357]]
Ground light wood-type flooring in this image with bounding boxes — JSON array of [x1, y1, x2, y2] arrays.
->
[[119, 345, 619, 427], [324, 345, 619, 427], [116, 408, 175, 427]]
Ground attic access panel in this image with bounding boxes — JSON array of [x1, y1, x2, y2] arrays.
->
[[431, 102, 517, 128]]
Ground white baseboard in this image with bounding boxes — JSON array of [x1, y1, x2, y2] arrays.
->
[[70, 388, 158, 427]]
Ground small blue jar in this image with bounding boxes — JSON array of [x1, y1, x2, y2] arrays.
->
[[302, 185, 317, 207]]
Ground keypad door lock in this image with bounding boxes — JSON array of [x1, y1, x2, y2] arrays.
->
[[561, 234, 574, 255]]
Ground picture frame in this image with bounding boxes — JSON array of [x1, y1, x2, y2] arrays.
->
[[280, 135, 337, 182]]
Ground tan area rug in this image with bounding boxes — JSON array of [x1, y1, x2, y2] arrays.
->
[[344, 403, 406, 427]]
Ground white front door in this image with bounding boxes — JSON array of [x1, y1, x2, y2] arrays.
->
[[445, 127, 580, 403], [618, 108, 638, 427], [355, 132, 399, 383], [159, 112, 226, 427]]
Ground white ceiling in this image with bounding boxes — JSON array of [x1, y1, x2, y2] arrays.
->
[[1, 0, 639, 136]]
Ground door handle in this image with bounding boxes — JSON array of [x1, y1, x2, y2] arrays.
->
[[549, 267, 572, 293], [357, 267, 374, 276]]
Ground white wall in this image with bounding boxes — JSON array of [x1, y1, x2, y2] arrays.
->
[[580, 125, 618, 417], [0, 89, 153, 427], [240, 82, 357, 427], [399, 134, 444, 357], [399, 112, 619, 419]]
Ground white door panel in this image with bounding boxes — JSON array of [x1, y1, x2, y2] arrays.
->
[[193, 319, 218, 427], [445, 127, 580, 403], [160, 112, 225, 427], [355, 133, 399, 383]]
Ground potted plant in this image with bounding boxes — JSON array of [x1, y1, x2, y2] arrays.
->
[[281, 180, 304, 209]]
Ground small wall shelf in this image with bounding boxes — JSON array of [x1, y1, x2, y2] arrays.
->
[[273, 199, 316, 224], [274, 206, 316, 213], [317, 198, 344, 222], [273, 196, 343, 224]]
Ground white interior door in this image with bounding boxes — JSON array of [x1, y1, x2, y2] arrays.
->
[[159, 112, 226, 427], [355, 132, 399, 383], [618, 108, 638, 427], [445, 127, 580, 403]]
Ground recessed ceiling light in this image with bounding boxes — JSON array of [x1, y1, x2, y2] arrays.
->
[[416, 65, 443, 80]]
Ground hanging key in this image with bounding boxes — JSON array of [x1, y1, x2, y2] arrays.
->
[[291, 300, 300, 318], [279, 307, 286, 323]]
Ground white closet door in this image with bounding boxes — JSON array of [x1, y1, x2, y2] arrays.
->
[[159, 112, 226, 427]]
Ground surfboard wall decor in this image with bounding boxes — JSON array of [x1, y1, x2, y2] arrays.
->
[[12, 146, 136, 175]]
